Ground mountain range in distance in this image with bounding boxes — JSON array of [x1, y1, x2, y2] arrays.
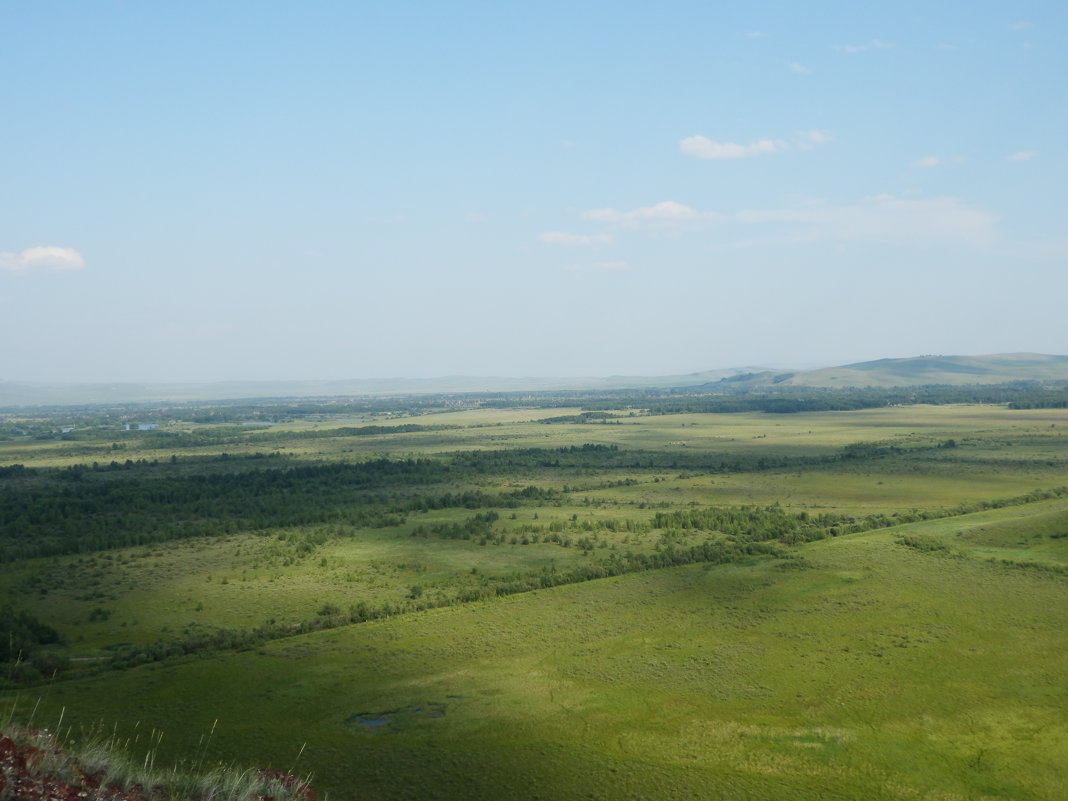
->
[[1, 353, 1067, 407]]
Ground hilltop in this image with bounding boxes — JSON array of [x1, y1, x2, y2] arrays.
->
[[697, 352, 1068, 390]]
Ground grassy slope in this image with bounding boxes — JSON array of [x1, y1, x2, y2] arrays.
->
[[24, 505, 1068, 801], [767, 353, 1068, 388]]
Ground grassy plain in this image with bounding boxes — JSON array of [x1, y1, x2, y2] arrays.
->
[[2, 403, 1067, 799]]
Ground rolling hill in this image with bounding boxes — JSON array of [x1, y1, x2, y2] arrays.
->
[[700, 353, 1068, 390]]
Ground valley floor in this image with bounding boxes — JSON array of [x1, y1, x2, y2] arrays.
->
[[2, 404, 1066, 799]]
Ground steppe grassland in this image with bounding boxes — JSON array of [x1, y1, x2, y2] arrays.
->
[[3, 403, 1068, 799], [30, 515, 1068, 801], [4, 405, 1068, 646], [7, 404, 1067, 466], [15, 525, 610, 651], [4, 405, 1067, 655]]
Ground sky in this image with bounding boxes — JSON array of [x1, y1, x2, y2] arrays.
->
[[2, 0, 1066, 383]]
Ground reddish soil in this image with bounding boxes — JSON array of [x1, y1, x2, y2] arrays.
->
[[0, 730, 315, 801]]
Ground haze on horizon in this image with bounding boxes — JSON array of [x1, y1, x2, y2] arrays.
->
[[2, 2, 1066, 384]]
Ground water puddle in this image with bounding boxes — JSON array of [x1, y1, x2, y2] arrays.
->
[[347, 701, 450, 732]]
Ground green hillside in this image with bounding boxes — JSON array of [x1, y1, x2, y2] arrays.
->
[[721, 353, 1068, 389]]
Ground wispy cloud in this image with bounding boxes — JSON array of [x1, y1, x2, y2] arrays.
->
[[787, 61, 812, 74], [680, 130, 830, 160], [914, 155, 942, 168], [1010, 20, 1033, 31], [796, 130, 832, 150], [580, 196, 993, 247], [582, 201, 713, 226], [834, 39, 893, 54], [539, 231, 612, 246], [563, 261, 630, 273], [679, 136, 785, 160], [1007, 151, 1037, 161], [0, 246, 85, 273]]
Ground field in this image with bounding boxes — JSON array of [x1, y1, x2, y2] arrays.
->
[[2, 402, 1067, 800]]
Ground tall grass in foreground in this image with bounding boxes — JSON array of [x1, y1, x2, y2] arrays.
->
[[1, 699, 314, 801]]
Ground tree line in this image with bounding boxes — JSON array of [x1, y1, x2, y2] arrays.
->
[[0, 436, 982, 562]]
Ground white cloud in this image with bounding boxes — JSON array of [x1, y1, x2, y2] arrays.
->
[[563, 261, 630, 273], [796, 129, 832, 150], [1008, 151, 1037, 161], [582, 201, 712, 226], [1010, 20, 1032, 30], [680, 136, 785, 160], [787, 61, 812, 74], [681, 130, 830, 160], [914, 155, 942, 167], [835, 39, 893, 53], [0, 246, 85, 273], [539, 231, 612, 246]]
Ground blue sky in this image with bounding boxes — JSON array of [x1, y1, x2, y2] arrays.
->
[[2, 1, 1065, 383]]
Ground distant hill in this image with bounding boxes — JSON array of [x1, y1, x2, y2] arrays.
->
[[2, 354, 1066, 407], [694, 353, 1068, 391], [0, 368, 766, 406]]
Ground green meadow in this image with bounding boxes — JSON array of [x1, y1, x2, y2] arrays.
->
[[2, 403, 1067, 799]]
